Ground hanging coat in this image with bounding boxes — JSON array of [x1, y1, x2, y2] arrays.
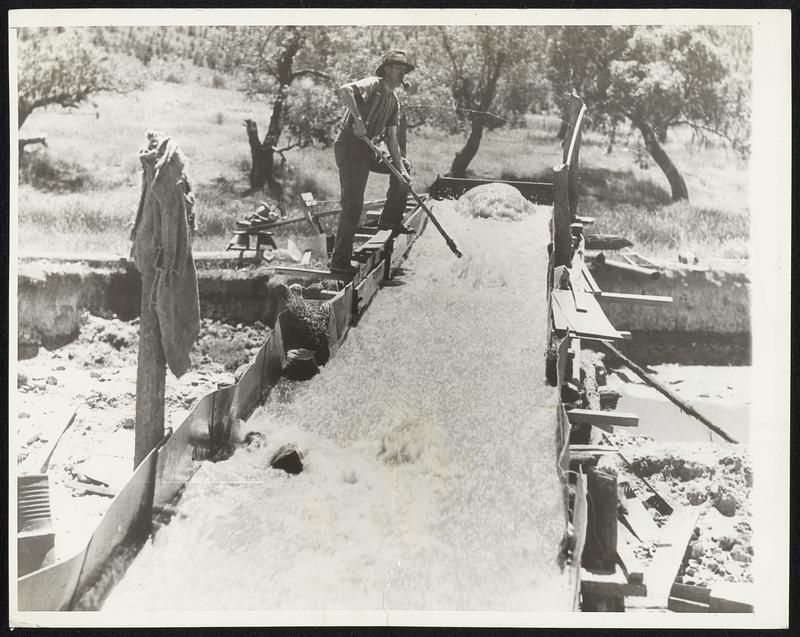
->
[[131, 134, 200, 378]]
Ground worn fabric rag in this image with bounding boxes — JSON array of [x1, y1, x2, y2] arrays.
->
[[131, 135, 200, 378]]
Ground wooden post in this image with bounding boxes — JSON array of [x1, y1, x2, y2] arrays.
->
[[134, 277, 166, 468], [552, 164, 572, 268], [583, 466, 618, 574]]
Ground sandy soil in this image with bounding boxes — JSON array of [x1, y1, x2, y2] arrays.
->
[[15, 313, 271, 560]]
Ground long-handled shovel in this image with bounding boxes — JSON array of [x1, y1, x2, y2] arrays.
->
[[361, 136, 463, 258]]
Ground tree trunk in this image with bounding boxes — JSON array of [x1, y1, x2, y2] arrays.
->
[[244, 118, 278, 195], [449, 115, 484, 178], [243, 29, 303, 197], [636, 120, 689, 201]]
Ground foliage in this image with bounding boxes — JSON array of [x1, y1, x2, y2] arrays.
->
[[546, 25, 751, 199], [17, 28, 139, 129]]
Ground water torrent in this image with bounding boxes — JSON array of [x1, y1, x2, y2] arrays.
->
[[100, 201, 572, 612]]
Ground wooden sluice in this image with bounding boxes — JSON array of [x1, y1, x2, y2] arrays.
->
[[16, 93, 717, 617]]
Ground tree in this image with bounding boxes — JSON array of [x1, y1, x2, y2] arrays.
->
[[433, 26, 546, 177], [216, 26, 341, 196], [547, 26, 752, 201], [16, 29, 133, 150]]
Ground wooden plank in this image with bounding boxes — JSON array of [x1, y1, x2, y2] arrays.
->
[[599, 291, 673, 306], [569, 336, 582, 385], [551, 289, 623, 341], [66, 480, 117, 498], [572, 469, 588, 611], [581, 263, 601, 295], [668, 596, 709, 613], [354, 261, 385, 316], [708, 582, 755, 613], [271, 266, 353, 281], [601, 258, 660, 279], [621, 497, 662, 544], [569, 444, 619, 455], [584, 234, 633, 251], [627, 506, 701, 610], [616, 522, 644, 584], [566, 408, 638, 428], [671, 582, 711, 604], [581, 567, 647, 598], [551, 298, 570, 332], [575, 215, 595, 225]]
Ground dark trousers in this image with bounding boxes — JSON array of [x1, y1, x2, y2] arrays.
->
[[330, 130, 409, 269]]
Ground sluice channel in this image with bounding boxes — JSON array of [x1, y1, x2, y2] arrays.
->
[[96, 200, 571, 612]]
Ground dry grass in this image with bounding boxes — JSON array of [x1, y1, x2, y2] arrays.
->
[[16, 79, 749, 261]]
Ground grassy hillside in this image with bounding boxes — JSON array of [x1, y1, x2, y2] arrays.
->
[[16, 76, 749, 261]]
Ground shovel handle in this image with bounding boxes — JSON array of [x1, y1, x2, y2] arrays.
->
[[361, 136, 463, 259]]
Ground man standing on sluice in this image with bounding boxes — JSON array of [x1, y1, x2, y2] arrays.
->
[[328, 50, 415, 277]]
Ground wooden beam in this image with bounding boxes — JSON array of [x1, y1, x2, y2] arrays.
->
[[601, 258, 660, 279], [581, 567, 647, 598], [551, 289, 623, 341], [708, 582, 755, 613], [567, 408, 638, 428], [620, 497, 662, 544], [627, 506, 700, 610], [584, 234, 633, 251], [598, 342, 739, 443], [616, 522, 644, 584], [599, 291, 673, 306], [581, 263, 601, 295]]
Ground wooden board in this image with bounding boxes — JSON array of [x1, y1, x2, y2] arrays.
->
[[551, 298, 571, 332], [581, 263, 601, 295], [621, 497, 662, 544], [627, 506, 700, 610], [551, 289, 623, 340], [708, 582, 755, 613], [271, 266, 355, 281], [599, 291, 673, 306], [615, 521, 644, 584], [581, 567, 647, 598], [354, 261, 385, 316], [566, 408, 638, 428], [571, 469, 588, 611]]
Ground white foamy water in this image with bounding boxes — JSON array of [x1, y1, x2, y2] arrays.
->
[[102, 201, 571, 612]]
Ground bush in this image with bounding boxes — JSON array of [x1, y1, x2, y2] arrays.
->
[[19, 151, 93, 193]]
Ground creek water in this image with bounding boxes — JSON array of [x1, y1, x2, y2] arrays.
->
[[611, 364, 751, 444], [100, 200, 572, 613]]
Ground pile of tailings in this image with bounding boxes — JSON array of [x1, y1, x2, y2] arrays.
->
[[455, 183, 535, 221], [103, 199, 571, 612]]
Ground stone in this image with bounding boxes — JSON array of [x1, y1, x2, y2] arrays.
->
[[718, 535, 737, 551], [17, 372, 28, 387], [690, 540, 706, 559], [233, 363, 250, 383], [270, 444, 303, 474], [686, 488, 707, 505], [731, 546, 750, 563], [714, 492, 738, 517], [46, 376, 58, 386], [120, 417, 135, 430]]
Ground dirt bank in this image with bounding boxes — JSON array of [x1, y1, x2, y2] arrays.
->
[[15, 313, 270, 560], [591, 261, 750, 334]]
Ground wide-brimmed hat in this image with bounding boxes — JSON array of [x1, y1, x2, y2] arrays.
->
[[375, 50, 415, 77]]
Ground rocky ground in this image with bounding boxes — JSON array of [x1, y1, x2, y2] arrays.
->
[[599, 427, 752, 590], [15, 313, 271, 560]]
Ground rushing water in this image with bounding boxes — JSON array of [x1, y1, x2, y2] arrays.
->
[[101, 201, 571, 612], [612, 365, 751, 443]]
